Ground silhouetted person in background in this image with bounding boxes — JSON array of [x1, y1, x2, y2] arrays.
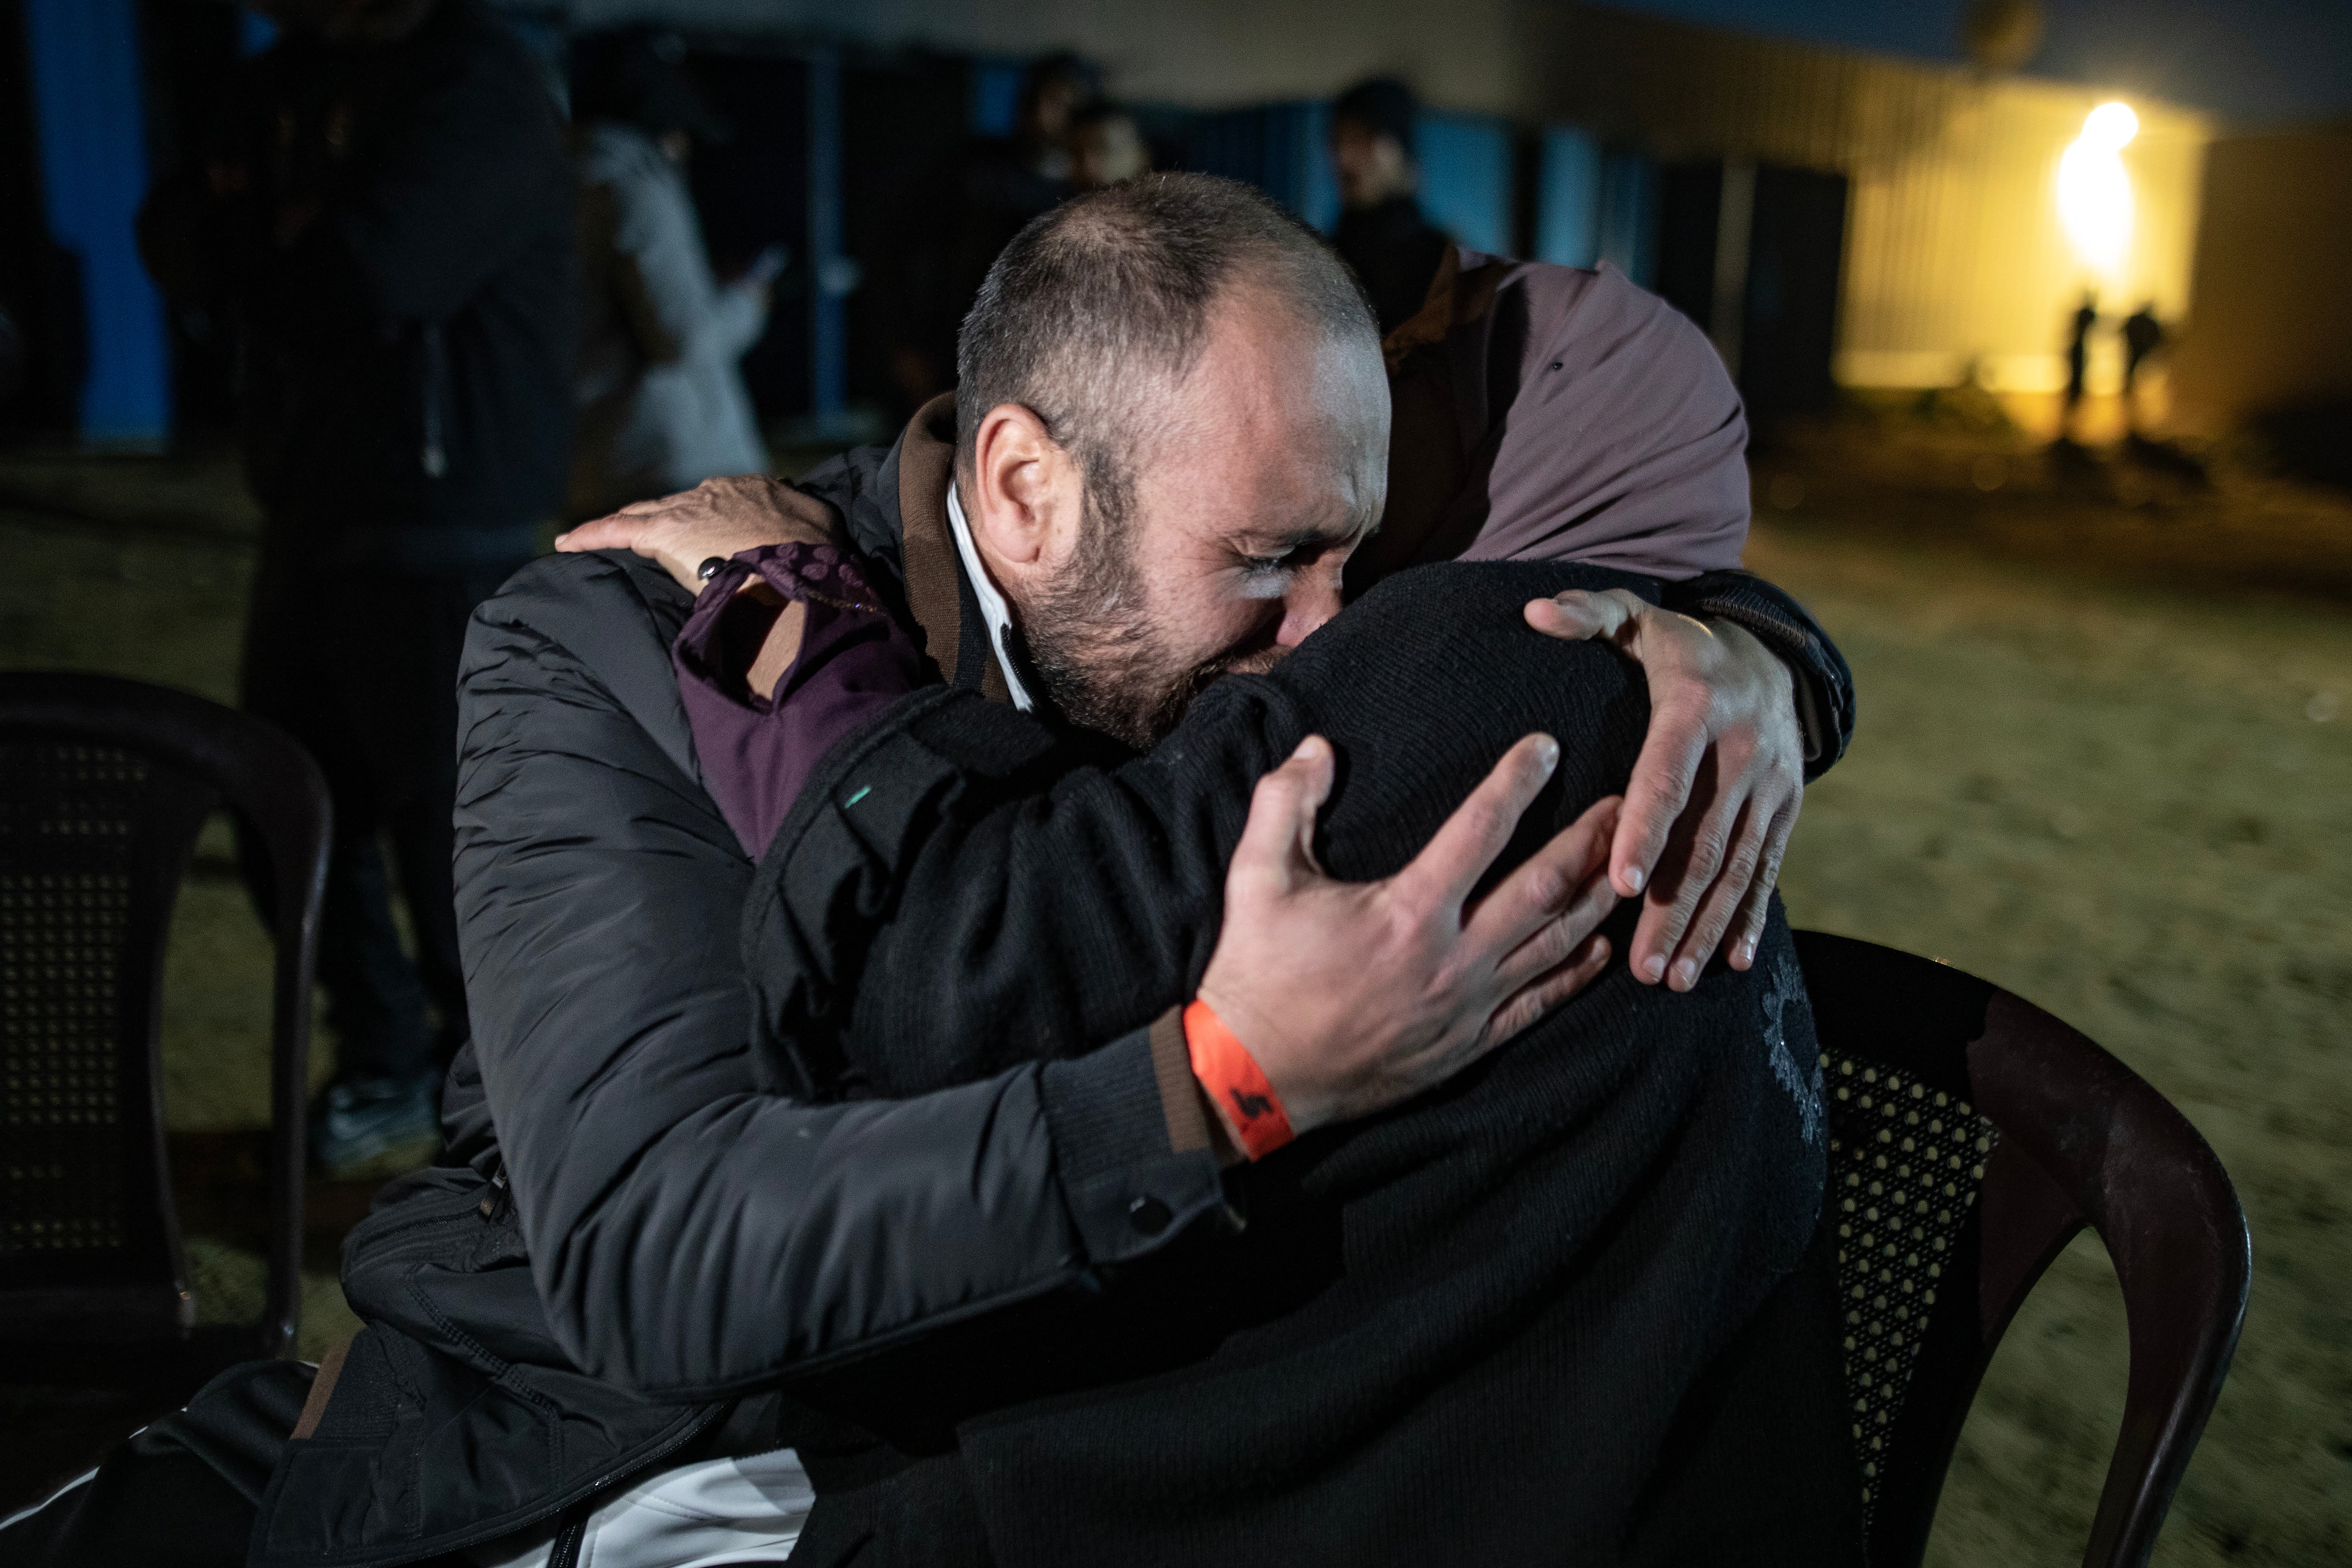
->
[[1330, 77, 1450, 335], [568, 30, 772, 517], [2122, 302, 2166, 430], [887, 53, 1097, 406], [2062, 291, 2098, 438], [1069, 101, 1152, 190], [136, 0, 573, 1176]]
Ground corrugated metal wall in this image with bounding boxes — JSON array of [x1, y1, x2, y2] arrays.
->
[[1533, 6, 2212, 392]]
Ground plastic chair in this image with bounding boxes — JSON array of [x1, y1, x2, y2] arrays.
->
[[1794, 930, 2250, 1568], [0, 672, 328, 1399]]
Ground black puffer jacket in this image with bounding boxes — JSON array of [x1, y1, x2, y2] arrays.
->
[[255, 439, 1860, 1562], [253, 549, 1224, 1568]]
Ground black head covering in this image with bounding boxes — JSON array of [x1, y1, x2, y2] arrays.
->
[[570, 29, 730, 144], [1333, 77, 1418, 159]]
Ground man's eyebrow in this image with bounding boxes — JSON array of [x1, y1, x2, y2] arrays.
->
[[1239, 522, 1368, 555]]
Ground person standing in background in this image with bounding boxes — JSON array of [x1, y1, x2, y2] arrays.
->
[[567, 30, 773, 518], [1068, 101, 1152, 190], [1329, 77, 1450, 335], [885, 53, 1097, 407], [2121, 302, 2167, 433], [136, 0, 573, 1177], [2062, 291, 2099, 438]]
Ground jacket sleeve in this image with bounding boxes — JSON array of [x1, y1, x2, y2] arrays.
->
[[452, 554, 1226, 1401], [1662, 569, 1855, 779]]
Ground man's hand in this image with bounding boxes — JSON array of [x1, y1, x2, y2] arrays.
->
[[1198, 734, 1621, 1136], [1524, 588, 1802, 991], [555, 474, 837, 592]]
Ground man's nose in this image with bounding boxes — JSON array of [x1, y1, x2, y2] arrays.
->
[[1277, 571, 1345, 648]]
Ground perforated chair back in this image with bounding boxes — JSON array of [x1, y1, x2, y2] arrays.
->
[[0, 672, 328, 1375], [1794, 931, 2249, 1568]]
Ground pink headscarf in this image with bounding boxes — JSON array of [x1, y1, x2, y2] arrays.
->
[[1365, 250, 1749, 584]]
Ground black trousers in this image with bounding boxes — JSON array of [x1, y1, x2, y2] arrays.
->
[[0, 1232, 1857, 1567], [0, 1362, 814, 1568], [239, 546, 529, 1084], [0, 1361, 310, 1567]]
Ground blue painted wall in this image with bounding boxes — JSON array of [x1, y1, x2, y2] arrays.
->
[[1535, 126, 1602, 269], [23, 0, 172, 444], [1414, 112, 1512, 256], [969, 61, 1025, 136], [1264, 102, 1339, 234], [1597, 151, 1659, 287], [1183, 103, 1338, 231]]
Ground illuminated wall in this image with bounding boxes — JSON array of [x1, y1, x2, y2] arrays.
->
[[577, 0, 2216, 400], [1526, 7, 2212, 397], [1837, 77, 2206, 396]]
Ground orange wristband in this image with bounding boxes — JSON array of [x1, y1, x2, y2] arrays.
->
[[1183, 999, 1295, 1160]]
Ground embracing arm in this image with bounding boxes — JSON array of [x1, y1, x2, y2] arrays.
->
[[453, 557, 1223, 1399], [1466, 265, 1852, 986], [453, 555, 1613, 1397]]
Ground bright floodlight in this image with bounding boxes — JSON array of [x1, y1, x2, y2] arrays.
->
[[2082, 101, 2138, 150], [2059, 103, 2136, 278]]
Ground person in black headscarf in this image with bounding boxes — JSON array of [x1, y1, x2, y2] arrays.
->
[[1329, 77, 1451, 335], [135, 0, 574, 1177]]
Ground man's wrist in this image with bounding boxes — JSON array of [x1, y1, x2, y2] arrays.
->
[[1671, 570, 1852, 776], [1696, 610, 1817, 761], [1148, 1007, 1242, 1165], [1039, 1028, 1232, 1265], [1183, 999, 1297, 1161]]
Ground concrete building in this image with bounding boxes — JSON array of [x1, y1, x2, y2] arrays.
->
[[0, 0, 2239, 444]]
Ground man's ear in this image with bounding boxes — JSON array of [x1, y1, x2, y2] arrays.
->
[[969, 403, 1080, 573]]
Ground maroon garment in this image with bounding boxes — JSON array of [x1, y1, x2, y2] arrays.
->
[[671, 542, 925, 858]]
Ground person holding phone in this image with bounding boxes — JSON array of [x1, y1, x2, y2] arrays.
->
[[568, 28, 775, 518]]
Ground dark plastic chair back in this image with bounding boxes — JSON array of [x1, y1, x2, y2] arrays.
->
[[1795, 930, 2249, 1568], [0, 672, 329, 1377]]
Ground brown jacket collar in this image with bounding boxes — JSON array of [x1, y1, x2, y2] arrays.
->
[[894, 393, 1010, 705]]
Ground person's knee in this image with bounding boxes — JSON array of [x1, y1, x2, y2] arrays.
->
[[0, 1360, 307, 1567]]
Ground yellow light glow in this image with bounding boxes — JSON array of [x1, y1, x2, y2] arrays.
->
[[2082, 101, 2139, 151], [2058, 103, 2136, 281]]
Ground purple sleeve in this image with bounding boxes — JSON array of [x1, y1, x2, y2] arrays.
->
[[672, 542, 928, 859]]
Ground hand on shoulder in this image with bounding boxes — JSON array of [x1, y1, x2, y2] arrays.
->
[[556, 474, 838, 593]]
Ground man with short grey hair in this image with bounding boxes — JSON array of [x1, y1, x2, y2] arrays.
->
[[11, 175, 1857, 1567]]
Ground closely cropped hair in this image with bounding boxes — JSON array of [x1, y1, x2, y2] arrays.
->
[[954, 173, 1377, 525]]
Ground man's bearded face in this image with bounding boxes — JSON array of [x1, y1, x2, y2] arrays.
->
[[1018, 486, 1293, 750], [996, 285, 1391, 750]]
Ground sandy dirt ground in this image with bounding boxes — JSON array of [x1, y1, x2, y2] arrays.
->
[[0, 427, 2345, 1560]]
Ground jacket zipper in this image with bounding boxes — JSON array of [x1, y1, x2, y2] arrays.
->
[[547, 1501, 591, 1568]]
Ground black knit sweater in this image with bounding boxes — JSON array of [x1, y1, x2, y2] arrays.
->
[[742, 563, 1844, 1565]]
